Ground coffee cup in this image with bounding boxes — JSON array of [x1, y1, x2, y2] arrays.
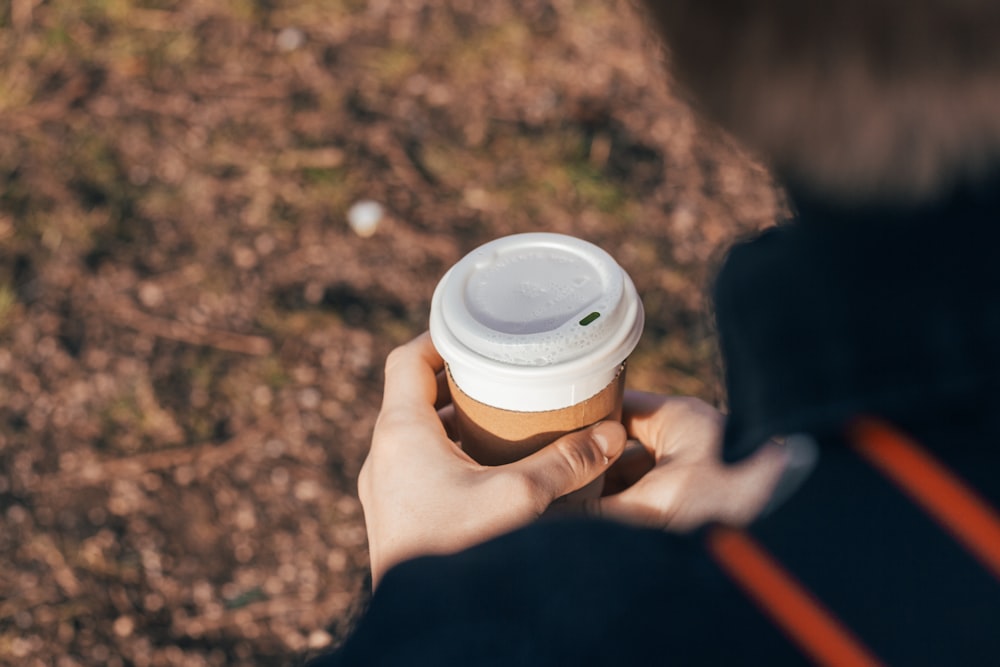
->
[[429, 233, 644, 475]]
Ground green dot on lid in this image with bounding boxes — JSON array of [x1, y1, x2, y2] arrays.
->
[[579, 311, 601, 326]]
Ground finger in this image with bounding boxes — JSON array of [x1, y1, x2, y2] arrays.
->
[[373, 333, 451, 450], [601, 439, 655, 496], [509, 421, 627, 503], [437, 404, 459, 442], [586, 479, 676, 528], [621, 390, 671, 455], [718, 440, 806, 523], [622, 391, 723, 461], [758, 435, 819, 516], [380, 332, 444, 419], [434, 367, 452, 411]]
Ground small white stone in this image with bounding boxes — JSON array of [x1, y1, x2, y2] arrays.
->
[[276, 27, 305, 52], [347, 200, 384, 238]]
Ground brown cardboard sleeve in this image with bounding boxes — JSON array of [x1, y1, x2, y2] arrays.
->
[[447, 364, 627, 466]]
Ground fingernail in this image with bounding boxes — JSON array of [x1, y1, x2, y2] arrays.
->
[[590, 422, 622, 459]]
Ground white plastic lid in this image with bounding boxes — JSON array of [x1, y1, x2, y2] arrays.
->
[[430, 233, 644, 411]]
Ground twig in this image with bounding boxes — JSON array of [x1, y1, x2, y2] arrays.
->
[[23, 535, 81, 598], [37, 429, 263, 492], [111, 304, 273, 356]]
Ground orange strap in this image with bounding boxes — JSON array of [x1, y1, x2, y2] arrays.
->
[[708, 526, 883, 667], [849, 417, 1000, 582]]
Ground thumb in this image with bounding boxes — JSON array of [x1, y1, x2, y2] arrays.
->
[[716, 435, 818, 526], [511, 421, 627, 503]]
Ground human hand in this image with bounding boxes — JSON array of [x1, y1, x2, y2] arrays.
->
[[358, 333, 628, 587], [580, 391, 806, 531]]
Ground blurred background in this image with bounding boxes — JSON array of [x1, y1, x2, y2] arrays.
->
[[0, 0, 782, 664]]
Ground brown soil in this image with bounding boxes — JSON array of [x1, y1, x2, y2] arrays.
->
[[0, 1, 781, 665]]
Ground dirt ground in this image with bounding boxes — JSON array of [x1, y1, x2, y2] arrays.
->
[[0, 1, 782, 665]]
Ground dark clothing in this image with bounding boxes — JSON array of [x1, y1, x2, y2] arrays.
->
[[318, 174, 1000, 665], [718, 172, 1000, 464]]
